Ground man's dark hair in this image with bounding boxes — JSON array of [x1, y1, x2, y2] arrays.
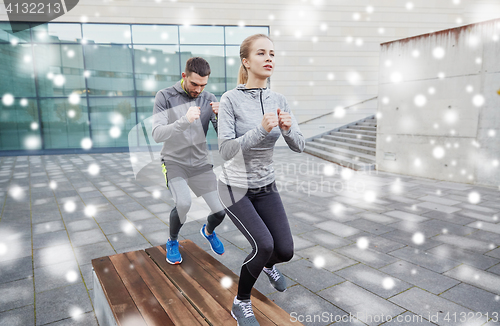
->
[[185, 57, 211, 77]]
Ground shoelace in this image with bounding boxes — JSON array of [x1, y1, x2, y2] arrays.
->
[[167, 242, 179, 254], [265, 267, 280, 282], [240, 301, 254, 318]]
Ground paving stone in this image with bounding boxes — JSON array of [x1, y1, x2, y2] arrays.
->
[[388, 247, 461, 273], [380, 260, 459, 295], [0, 278, 34, 313], [0, 305, 35, 326], [418, 196, 461, 206], [421, 210, 474, 225], [434, 235, 493, 253], [292, 211, 327, 224], [427, 244, 500, 270], [298, 229, 352, 249], [457, 210, 497, 222], [44, 311, 99, 326], [34, 260, 82, 293], [389, 287, 483, 326], [384, 210, 428, 223], [279, 258, 344, 293], [69, 229, 107, 248], [268, 285, 347, 326], [361, 235, 406, 253], [33, 230, 70, 249], [444, 265, 500, 295], [66, 219, 99, 233], [97, 219, 129, 235], [134, 217, 169, 234], [34, 244, 75, 269], [123, 209, 155, 221], [107, 231, 150, 251], [288, 219, 319, 235], [465, 230, 500, 246], [73, 242, 115, 266], [35, 283, 93, 325], [487, 263, 500, 276], [381, 311, 435, 325], [0, 256, 33, 284], [383, 230, 440, 250], [345, 219, 395, 235], [440, 283, 500, 315], [318, 281, 405, 326], [33, 221, 66, 235], [314, 221, 360, 237], [467, 221, 500, 235], [296, 245, 358, 272], [355, 212, 398, 225], [335, 264, 412, 299], [142, 230, 168, 246], [336, 245, 398, 269]]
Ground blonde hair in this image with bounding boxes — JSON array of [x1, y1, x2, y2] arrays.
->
[[237, 34, 274, 85]]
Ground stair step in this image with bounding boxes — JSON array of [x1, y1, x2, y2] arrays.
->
[[322, 135, 376, 148], [313, 138, 376, 155], [350, 125, 377, 131], [306, 142, 376, 164], [357, 122, 377, 127], [328, 132, 376, 141], [304, 146, 376, 171], [341, 128, 377, 136]]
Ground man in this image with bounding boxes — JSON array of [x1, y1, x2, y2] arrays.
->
[[152, 57, 225, 264]]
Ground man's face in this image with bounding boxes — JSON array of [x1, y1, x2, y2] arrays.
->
[[182, 72, 209, 98]]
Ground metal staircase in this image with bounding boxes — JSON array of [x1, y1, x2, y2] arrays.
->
[[304, 115, 377, 171]]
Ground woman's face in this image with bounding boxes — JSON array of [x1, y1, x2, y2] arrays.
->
[[243, 37, 275, 80]]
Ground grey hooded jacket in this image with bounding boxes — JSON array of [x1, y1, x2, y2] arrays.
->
[[152, 80, 217, 167], [218, 84, 305, 188]]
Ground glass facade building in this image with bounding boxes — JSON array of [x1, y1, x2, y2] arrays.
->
[[0, 22, 268, 155]]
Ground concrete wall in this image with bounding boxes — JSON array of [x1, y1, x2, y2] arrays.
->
[[2, 0, 500, 127], [376, 18, 500, 187]]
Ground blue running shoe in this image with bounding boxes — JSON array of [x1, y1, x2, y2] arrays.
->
[[166, 239, 182, 264], [200, 224, 225, 255]]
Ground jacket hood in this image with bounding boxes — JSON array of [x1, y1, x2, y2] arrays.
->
[[236, 84, 271, 100], [173, 80, 191, 98]]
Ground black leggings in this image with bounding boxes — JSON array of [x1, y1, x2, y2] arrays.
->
[[218, 180, 294, 300]]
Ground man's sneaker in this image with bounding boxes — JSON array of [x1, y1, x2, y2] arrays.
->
[[231, 297, 260, 326], [262, 265, 287, 292], [200, 224, 225, 255], [166, 239, 182, 264]]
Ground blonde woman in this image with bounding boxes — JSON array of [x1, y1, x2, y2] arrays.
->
[[217, 34, 304, 325]]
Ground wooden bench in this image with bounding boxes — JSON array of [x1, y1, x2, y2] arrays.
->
[[92, 239, 302, 326]]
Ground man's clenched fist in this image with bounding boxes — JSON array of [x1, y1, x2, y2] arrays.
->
[[186, 106, 201, 123]]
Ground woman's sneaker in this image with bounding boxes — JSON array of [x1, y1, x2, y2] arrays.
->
[[200, 224, 225, 255], [231, 297, 260, 326], [166, 239, 182, 264], [262, 266, 287, 292]]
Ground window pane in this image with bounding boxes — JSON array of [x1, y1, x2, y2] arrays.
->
[[82, 24, 131, 44], [0, 22, 30, 43], [89, 97, 137, 148], [225, 46, 240, 88], [136, 97, 158, 147], [0, 99, 41, 151], [0, 44, 36, 97], [225, 26, 269, 45], [132, 25, 178, 44], [134, 45, 180, 96], [84, 44, 134, 96], [180, 46, 225, 96], [179, 26, 224, 45], [39, 98, 90, 149], [32, 23, 82, 43], [34, 44, 86, 97]]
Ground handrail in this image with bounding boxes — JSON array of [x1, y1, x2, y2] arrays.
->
[[298, 96, 378, 125]]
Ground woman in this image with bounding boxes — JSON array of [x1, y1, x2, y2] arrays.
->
[[217, 34, 305, 325]]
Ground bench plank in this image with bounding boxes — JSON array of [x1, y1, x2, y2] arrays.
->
[[125, 251, 206, 326], [151, 245, 276, 326], [180, 240, 299, 326], [92, 257, 148, 326], [146, 246, 235, 325], [109, 253, 175, 326]]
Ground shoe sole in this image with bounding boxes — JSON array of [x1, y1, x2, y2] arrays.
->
[[231, 311, 239, 325], [166, 257, 182, 265], [200, 227, 225, 256]]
